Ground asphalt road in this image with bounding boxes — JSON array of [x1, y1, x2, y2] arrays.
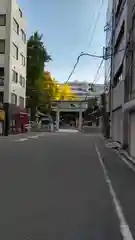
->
[[0, 131, 135, 239]]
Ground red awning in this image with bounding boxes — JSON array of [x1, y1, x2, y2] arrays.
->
[[11, 104, 28, 116]]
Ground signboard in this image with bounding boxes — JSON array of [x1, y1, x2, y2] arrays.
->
[[0, 110, 5, 121]]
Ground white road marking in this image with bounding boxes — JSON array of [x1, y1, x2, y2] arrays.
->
[[95, 145, 134, 240], [57, 129, 78, 133], [29, 136, 38, 139], [17, 138, 28, 142]]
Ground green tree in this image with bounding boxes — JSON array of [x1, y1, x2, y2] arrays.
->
[[84, 97, 99, 120], [26, 31, 51, 120]]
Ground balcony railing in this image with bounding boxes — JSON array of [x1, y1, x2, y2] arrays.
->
[[0, 77, 4, 86]]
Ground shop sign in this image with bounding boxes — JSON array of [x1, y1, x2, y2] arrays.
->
[[0, 110, 5, 121]]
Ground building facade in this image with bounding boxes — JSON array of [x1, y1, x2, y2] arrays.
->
[[105, 0, 135, 157], [0, 0, 27, 134], [68, 81, 104, 103]]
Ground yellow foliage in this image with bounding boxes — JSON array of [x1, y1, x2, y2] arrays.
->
[[54, 84, 79, 100], [43, 72, 79, 101]]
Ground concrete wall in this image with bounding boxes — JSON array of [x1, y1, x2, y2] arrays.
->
[[129, 113, 135, 158], [112, 108, 123, 142], [112, 80, 124, 109]]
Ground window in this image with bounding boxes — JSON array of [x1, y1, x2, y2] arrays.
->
[[19, 8, 22, 18], [0, 67, 4, 77], [12, 70, 18, 83], [20, 75, 25, 87], [115, 0, 123, 17], [0, 14, 6, 26], [113, 65, 123, 87], [0, 40, 5, 54], [20, 54, 25, 66], [11, 93, 17, 105], [131, 16, 135, 91], [22, 77, 25, 87], [13, 18, 19, 34], [115, 0, 125, 26], [19, 75, 23, 86], [114, 21, 125, 54], [12, 43, 18, 59], [0, 68, 4, 86], [0, 92, 3, 103], [19, 97, 24, 108], [21, 29, 26, 43]]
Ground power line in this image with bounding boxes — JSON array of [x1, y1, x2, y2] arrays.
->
[[65, 47, 125, 85], [88, 0, 104, 49], [93, 58, 104, 85], [61, 45, 126, 100], [64, 52, 103, 84], [85, 58, 104, 100]]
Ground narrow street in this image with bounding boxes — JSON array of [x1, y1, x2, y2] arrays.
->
[[0, 131, 135, 239]]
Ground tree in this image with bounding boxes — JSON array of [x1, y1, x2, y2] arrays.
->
[[84, 97, 99, 120], [37, 72, 58, 113], [26, 31, 51, 120], [54, 84, 79, 100]]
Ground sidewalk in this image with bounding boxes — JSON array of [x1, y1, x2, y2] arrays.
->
[[103, 137, 135, 165], [96, 137, 135, 238]]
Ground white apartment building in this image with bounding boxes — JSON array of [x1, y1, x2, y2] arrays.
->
[[0, 0, 27, 134], [105, 0, 135, 158]]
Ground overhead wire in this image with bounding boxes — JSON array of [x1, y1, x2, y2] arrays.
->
[[61, 0, 105, 99], [84, 58, 104, 100], [87, 0, 105, 49]]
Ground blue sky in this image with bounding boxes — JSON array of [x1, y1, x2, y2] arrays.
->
[[18, 0, 108, 83]]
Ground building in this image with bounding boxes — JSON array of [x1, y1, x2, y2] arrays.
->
[[68, 81, 104, 103], [69, 81, 89, 100], [0, 0, 28, 135], [123, 1, 135, 157], [104, 0, 113, 112], [105, 0, 135, 157]]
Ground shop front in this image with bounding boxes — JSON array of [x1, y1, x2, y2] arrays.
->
[[10, 104, 28, 134], [0, 108, 5, 135]]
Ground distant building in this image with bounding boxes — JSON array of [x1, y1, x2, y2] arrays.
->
[[69, 81, 89, 100], [67, 81, 104, 103], [0, 0, 28, 134]]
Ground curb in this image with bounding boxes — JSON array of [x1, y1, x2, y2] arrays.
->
[[104, 138, 135, 166], [119, 150, 135, 165]]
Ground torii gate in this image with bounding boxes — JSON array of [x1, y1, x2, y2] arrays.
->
[[51, 100, 88, 131]]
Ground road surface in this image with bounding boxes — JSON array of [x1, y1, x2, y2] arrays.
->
[[0, 131, 135, 239]]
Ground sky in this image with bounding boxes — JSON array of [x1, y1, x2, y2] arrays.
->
[[18, 0, 108, 83]]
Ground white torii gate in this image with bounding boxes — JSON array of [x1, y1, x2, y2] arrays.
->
[[51, 100, 88, 131]]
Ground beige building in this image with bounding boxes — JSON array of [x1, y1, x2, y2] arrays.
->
[[0, 0, 27, 134]]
